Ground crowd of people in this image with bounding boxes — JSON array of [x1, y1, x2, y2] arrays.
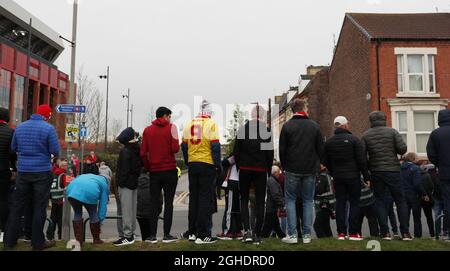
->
[[0, 98, 448, 250]]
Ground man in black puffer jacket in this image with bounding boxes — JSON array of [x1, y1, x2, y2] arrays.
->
[[362, 111, 409, 241], [427, 109, 450, 239], [324, 116, 369, 241], [0, 108, 16, 236]]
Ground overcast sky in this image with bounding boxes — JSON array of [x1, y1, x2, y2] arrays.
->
[[14, 0, 450, 136]]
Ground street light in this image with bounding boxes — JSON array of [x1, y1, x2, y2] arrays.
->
[[122, 88, 130, 127], [99, 66, 109, 152]]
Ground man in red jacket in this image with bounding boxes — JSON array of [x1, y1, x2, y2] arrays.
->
[[140, 107, 180, 243]]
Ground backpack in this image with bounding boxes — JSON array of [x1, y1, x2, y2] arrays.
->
[[50, 173, 66, 200]]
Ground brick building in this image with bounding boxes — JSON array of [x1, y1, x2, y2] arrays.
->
[[298, 13, 450, 157], [0, 0, 70, 142]]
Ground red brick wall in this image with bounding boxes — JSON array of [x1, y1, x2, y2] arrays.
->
[[298, 69, 333, 139], [373, 41, 450, 126], [328, 18, 372, 138]]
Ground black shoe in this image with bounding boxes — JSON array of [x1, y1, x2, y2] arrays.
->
[[195, 236, 218, 245], [163, 234, 178, 244], [253, 236, 262, 245], [113, 237, 135, 246], [242, 232, 253, 243], [145, 236, 158, 244], [32, 240, 56, 251]]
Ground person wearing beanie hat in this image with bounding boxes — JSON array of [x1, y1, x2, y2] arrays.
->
[[37, 104, 52, 121], [4, 104, 60, 251], [114, 127, 143, 246], [180, 100, 221, 244], [0, 107, 16, 241]]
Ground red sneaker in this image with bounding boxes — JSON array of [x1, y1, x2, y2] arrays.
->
[[234, 231, 244, 240], [338, 233, 346, 240], [349, 234, 363, 241]]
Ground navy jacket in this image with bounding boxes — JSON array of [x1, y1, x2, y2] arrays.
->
[[12, 114, 60, 172], [400, 162, 426, 197], [427, 109, 450, 180]]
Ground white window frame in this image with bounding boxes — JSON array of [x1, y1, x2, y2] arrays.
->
[[395, 47, 439, 97], [389, 99, 447, 157]]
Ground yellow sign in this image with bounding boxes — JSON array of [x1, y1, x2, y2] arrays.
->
[[65, 124, 79, 143]]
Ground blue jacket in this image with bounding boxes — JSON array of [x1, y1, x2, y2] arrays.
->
[[401, 162, 426, 197], [427, 109, 450, 180], [11, 114, 60, 172], [66, 174, 109, 222]]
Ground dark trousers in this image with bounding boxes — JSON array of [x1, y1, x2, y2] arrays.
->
[[440, 179, 450, 236], [149, 170, 178, 236], [386, 194, 399, 234], [137, 217, 151, 240], [314, 209, 333, 238], [422, 201, 435, 237], [4, 172, 52, 249], [405, 193, 422, 238], [358, 204, 380, 237], [0, 171, 12, 232], [46, 202, 63, 240], [372, 172, 409, 235], [188, 163, 216, 239], [221, 181, 242, 234], [239, 170, 267, 237], [261, 211, 285, 238], [334, 178, 361, 235]]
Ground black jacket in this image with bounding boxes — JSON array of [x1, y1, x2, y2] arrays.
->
[[266, 176, 284, 213], [324, 128, 369, 180], [234, 120, 274, 175], [0, 123, 16, 172], [420, 169, 434, 205], [279, 115, 324, 174], [362, 111, 407, 172], [427, 109, 450, 180], [116, 143, 143, 190]]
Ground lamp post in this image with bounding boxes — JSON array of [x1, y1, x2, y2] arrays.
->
[[122, 88, 130, 127], [130, 104, 134, 127], [99, 66, 109, 152]]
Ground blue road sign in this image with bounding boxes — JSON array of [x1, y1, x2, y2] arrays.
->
[[56, 104, 86, 114], [80, 126, 87, 138]]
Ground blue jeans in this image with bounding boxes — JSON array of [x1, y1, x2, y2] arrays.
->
[[4, 172, 53, 249], [434, 198, 448, 236], [372, 172, 409, 235], [68, 197, 99, 223], [285, 172, 315, 236]]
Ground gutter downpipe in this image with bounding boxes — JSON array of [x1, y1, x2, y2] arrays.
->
[[375, 40, 381, 111]]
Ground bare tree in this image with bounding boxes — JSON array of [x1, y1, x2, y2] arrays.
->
[[110, 118, 123, 141], [75, 67, 105, 144]]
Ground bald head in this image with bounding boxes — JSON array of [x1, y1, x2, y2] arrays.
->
[[272, 165, 281, 178]]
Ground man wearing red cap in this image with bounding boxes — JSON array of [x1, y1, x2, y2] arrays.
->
[[4, 104, 60, 251]]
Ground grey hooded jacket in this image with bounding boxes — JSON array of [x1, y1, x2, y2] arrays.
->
[[362, 111, 407, 172]]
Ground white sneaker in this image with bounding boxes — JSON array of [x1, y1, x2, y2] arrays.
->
[[303, 234, 312, 244], [281, 235, 298, 244], [189, 234, 196, 242]]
